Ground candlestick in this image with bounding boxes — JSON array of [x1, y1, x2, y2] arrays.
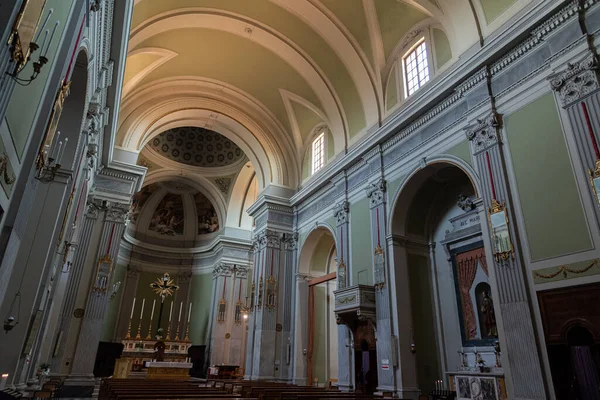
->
[[178, 301, 183, 322], [39, 30, 48, 56], [36, 9, 53, 41], [166, 301, 173, 340], [125, 318, 132, 340], [146, 299, 156, 340], [56, 137, 68, 165], [139, 298, 145, 319], [187, 302, 192, 323], [184, 323, 190, 342], [43, 21, 60, 57], [168, 301, 173, 321], [130, 297, 136, 318]]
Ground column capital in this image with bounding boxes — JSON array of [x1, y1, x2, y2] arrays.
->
[[282, 232, 299, 250], [234, 265, 250, 279], [549, 53, 599, 107], [177, 271, 193, 283], [333, 201, 350, 226], [105, 202, 129, 224], [213, 262, 235, 278], [256, 229, 282, 249], [126, 264, 140, 278], [366, 178, 387, 208], [465, 112, 502, 154]]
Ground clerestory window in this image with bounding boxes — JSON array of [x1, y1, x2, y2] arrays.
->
[[311, 132, 325, 175], [404, 39, 430, 96]]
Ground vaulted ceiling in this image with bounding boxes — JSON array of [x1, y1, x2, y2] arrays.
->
[[118, 0, 528, 189]]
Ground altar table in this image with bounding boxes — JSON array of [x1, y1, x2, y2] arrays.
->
[[146, 361, 193, 380]]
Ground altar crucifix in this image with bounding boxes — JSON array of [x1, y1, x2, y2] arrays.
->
[[150, 273, 179, 336]]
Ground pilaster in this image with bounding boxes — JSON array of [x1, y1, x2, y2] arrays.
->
[[465, 113, 547, 399], [67, 201, 128, 386], [332, 200, 353, 391]]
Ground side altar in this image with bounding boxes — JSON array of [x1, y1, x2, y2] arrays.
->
[[121, 339, 192, 366]]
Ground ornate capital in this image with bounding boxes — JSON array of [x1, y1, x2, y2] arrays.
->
[[465, 113, 502, 153], [85, 199, 101, 219], [213, 262, 235, 278], [258, 229, 282, 249], [234, 265, 250, 279], [333, 201, 350, 226], [177, 271, 192, 283], [550, 54, 599, 107], [85, 102, 103, 137], [366, 179, 387, 208], [126, 265, 140, 279], [106, 203, 129, 224], [283, 232, 299, 250]]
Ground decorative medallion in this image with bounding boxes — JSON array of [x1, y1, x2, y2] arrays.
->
[[225, 333, 231, 339], [73, 308, 84, 318], [276, 323, 283, 332]]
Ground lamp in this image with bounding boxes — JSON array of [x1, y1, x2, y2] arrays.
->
[[8, 4, 60, 86], [35, 131, 67, 183], [109, 281, 121, 301]]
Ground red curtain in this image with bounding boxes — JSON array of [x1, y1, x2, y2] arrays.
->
[[456, 248, 486, 339]]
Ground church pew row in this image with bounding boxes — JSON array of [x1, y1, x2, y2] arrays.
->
[[100, 379, 242, 400]]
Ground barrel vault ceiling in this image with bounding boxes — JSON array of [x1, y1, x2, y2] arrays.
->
[[117, 0, 528, 189]]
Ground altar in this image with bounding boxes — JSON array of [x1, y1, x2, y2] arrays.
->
[[147, 361, 193, 380], [446, 370, 507, 400]]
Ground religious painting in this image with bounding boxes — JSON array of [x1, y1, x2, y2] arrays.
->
[[194, 191, 219, 235], [130, 183, 157, 224], [149, 193, 184, 235], [457, 377, 471, 399], [452, 244, 496, 345], [480, 378, 498, 400]]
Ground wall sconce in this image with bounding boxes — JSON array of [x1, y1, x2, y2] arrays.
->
[[35, 131, 67, 183], [3, 291, 20, 334], [109, 281, 121, 301], [488, 200, 514, 262], [8, 4, 60, 86]]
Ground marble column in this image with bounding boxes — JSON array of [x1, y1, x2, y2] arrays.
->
[[250, 229, 283, 380], [244, 240, 260, 379], [0, 170, 72, 386], [332, 200, 353, 391], [51, 199, 100, 374], [549, 52, 600, 225], [365, 178, 398, 394], [277, 233, 298, 381], [67, 202, 129, 386], [466, 113, 547, 399]]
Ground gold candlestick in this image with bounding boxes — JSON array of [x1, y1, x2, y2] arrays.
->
[[184, 324, 190, 342], [175, 321, 181, 341], [135, 318, 142, 340], [146, 318, 153, 340], [166, 321, 172, 340], [125, 318, 132, 339]]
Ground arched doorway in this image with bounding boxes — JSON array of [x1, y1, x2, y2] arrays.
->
[[389, 162, 498, 395], [296, 227, 339, 387]]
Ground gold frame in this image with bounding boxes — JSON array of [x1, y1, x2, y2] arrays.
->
[[374, 244, 385, 290], [265, 276, 277, 310], [234, 302, 243, 325], [92, 254, 113, 293], [487, 199, 514, 262], [589, 160, 600, 206], [8, 0, 46, 69], [217, 299, 227, 324], [36, 80, 71, 171]]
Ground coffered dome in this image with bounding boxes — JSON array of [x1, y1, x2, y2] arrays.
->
[[148, 127, 244, 168]]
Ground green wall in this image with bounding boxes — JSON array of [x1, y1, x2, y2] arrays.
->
[[505, 93, 592, 261], [432, 28, 452, 68], [350, 197, 372, 285], [446, 140, 472, 166], [131, 272, 171, 338], [407, 253, 440, 394], [189, 273, 214, 344], [480, 0, 516, 23], [311, 238, 333, 274], [101, 263, 128, 341], [6, 0, 74, 158], [386, 71, 398, 111]]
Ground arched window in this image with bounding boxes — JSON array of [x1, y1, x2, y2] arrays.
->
[[311, 131, 325, 174], [403, 38, 430, 97]]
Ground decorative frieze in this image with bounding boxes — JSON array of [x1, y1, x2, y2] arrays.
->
[[465, 113, 502, 154], [550, 54, 599, 107], [366, 179, 387, 208], [333, 201, 349, 226]]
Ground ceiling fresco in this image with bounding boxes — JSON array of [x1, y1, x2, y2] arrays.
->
[[149, 193, 185, 236], [148, 126, 245, 168]]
